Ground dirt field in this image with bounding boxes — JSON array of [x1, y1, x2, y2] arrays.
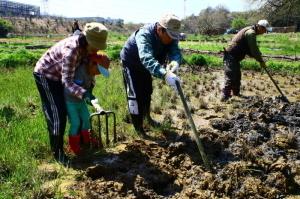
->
[[38, 68, 300, 199]]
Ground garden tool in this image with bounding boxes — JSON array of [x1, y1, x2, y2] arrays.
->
[[175, 80, 212, 170], [90, 110, 116, 148], [260, 63, 290, 103]]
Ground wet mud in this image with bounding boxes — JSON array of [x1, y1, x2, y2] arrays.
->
[[67, 97, 300, 198]]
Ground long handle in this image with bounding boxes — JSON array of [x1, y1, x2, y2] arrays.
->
[[175, 81, 212, 170], [261, 65, 290, 103]]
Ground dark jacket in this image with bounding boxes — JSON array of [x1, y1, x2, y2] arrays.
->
[[120, 23, 181, 79], [226, 26, 264, 62]]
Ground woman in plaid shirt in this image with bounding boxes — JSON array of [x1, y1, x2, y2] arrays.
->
[[33, 22, 109, 164]]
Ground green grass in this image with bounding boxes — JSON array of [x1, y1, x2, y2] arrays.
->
[[181, 32, 300, 56], [0, 67, 47, 198], [0, 64, 133, 198]]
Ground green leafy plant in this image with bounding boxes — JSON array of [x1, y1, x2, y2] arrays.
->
[[185, 54, 207, 66], [0, 49, 40, 68]]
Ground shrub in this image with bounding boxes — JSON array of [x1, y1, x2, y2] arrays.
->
[[231, 17, 247, 30], [185, 54, 207, 66], [0, 19, 13, 38]]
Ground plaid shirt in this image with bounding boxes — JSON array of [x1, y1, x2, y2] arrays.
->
[[34, 35, 86, 99]]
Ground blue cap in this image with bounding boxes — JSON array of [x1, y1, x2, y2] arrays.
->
[[98, 65, 110, 77]]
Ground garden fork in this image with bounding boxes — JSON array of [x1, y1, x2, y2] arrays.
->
[[90, 110, 117, 148]]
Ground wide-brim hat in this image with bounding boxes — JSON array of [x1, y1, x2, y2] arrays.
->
[[83, 22, 108, 50]]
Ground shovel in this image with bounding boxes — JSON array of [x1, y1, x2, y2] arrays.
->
[[261, 63, 290, 103], [175, 80, 212, 170]]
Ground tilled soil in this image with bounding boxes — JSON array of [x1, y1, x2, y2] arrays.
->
[[68, 97, 300, 199]]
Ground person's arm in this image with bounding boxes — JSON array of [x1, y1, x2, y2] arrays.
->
[[166, 40, 182, 72], [136, 30, 167, 79], [246, 31, 264, 63], [61, 46, 87, 99], [168, 40, 182, 64]]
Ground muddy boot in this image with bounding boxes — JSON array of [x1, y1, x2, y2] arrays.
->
[[68, 135, 81, 155]]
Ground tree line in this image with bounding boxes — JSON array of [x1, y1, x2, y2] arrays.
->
[[182, 0, 300, 35]]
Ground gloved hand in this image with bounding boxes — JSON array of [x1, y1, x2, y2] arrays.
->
[[83, 91, 95, 105], [165, 71, 180, 92], [166, 61, 179, 73], [91, 98, 104, 113]]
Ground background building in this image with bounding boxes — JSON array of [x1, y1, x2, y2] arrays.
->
[[0, 0, 40, 17]]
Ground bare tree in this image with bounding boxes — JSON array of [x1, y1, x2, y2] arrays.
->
[[197, 6, 230, 35], [247, 0, 300, 27], [182, 14, 199, 34]]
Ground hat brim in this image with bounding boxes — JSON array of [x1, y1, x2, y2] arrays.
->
[[166, 29, 180, 40], [87, 37, 107, 50], [98, 65, 110, 77]]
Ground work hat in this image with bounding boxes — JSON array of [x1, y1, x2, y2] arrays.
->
[[159, 14, 181, 40], [257, 19, 272, 32], [83, 22, 108, 50]]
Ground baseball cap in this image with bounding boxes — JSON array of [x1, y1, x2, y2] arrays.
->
[[159, 14, 181, 40], [258, 19, 272, 32]]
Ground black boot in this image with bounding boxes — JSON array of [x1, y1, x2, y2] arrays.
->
[[49, 134, 69, 166], [131, 114, 148, 138]]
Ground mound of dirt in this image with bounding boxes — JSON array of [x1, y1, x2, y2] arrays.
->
[[66, 97, 299, 198]]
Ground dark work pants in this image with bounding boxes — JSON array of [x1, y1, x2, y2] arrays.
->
[[33, 72, 67, 160], [223, 53, 241, 97], [122, 61, 152, 131]]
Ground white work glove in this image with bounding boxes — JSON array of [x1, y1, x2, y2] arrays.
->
[[166, 61, 179, 73], [165, 71, 180, 92], [91, 99, 104, 113]]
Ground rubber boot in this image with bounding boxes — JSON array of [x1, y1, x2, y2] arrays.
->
[[68, 135, 81, 155], [81, 130, 90, 145]]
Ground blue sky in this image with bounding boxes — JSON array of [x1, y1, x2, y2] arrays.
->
[[15, 0, 256, 23]]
